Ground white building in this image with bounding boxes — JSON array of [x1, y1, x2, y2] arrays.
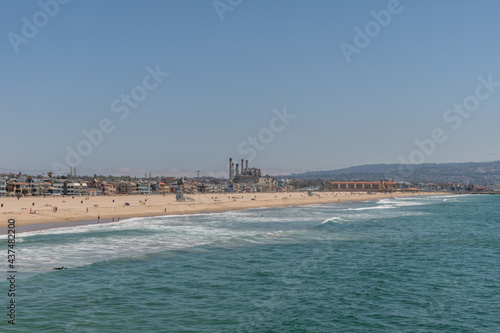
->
[[81, 182, 88, 195], [66, 182, 88, 195], [63, 183, 88, 195], [0, 178, 6, 197], [53, 183, 65, 195], [67, 183, 79, 195]]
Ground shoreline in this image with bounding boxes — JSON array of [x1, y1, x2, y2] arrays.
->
[[0, 191, 449, 234]]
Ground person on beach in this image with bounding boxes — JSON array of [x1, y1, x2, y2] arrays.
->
[[98, 215, 100, 224]]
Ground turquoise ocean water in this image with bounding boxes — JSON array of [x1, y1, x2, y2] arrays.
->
[[1, 194, 499, 332]]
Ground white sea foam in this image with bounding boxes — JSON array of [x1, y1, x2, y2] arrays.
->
[[346, 205, 394, 211], [13, 212, 279, 271], [322, 216, 344, 224], [7, 195, 447, 272]]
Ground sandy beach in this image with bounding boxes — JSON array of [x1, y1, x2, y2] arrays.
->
[[0, 191, 445, 229]]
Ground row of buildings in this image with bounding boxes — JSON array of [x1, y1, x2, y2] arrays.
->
[[0, 179, 175, 197], [1, 175, 487, 197], [3, 158, 486, 197], [0, 177, 159, 197], [330, 181, 398, 192], [0, 174, 293, 197]]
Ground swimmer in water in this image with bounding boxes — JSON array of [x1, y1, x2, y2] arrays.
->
[[53, 267, 67, 270]]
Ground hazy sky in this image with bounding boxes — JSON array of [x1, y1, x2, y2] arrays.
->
[[2, 0, 500, 177]]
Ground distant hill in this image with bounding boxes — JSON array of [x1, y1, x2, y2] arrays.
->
[[288, 161, 500, 186]]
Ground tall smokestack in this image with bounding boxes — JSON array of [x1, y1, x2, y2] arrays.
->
[[229, 158, 233, 181], [246, 160, 248, 172], [236, 163, 239, 177], [241, 159, 244, 174]]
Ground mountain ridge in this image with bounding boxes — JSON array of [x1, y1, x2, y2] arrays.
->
[[287, 161, 500, 185]]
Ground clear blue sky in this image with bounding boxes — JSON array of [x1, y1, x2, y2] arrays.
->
[[2, 0, 500, 177]]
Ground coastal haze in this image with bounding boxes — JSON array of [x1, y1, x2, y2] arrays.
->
[[2, 0, 500, 332]]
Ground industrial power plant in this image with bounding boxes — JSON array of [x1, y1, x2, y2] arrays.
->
[[229, 158, 262, 183]]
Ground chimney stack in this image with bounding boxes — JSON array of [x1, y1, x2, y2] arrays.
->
[[236, 163, 239, 177], [229, 158, 233, 181], [241, 159, 244, 174], [246, 160, 249, 172]]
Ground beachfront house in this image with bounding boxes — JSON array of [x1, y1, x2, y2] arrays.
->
[[64, 182, 88, 196], [27, 180, 52, 196], [65, 182, 78, 195], [39, 182, 53, 196], [258, 177, 278, 192], [7, 181, 30, 196], [87, 188, 100, 196], [53, 183, 65, 195], [158, 182, 169, 194], [137, 182, 151, 195], [113, 181, 137, 195], [0, 178, 6, 197], [47, 185, 62, 196], [149, 181, 161, 194], [102, 183, 116, 195], [182, 183, 197, 194], [81, 182, 89, 196], [29, 182, 41, 196]]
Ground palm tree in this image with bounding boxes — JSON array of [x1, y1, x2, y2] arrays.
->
[[48, 172, 53, 179]]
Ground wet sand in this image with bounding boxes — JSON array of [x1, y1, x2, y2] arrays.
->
[[0, 191, 441, 233]]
